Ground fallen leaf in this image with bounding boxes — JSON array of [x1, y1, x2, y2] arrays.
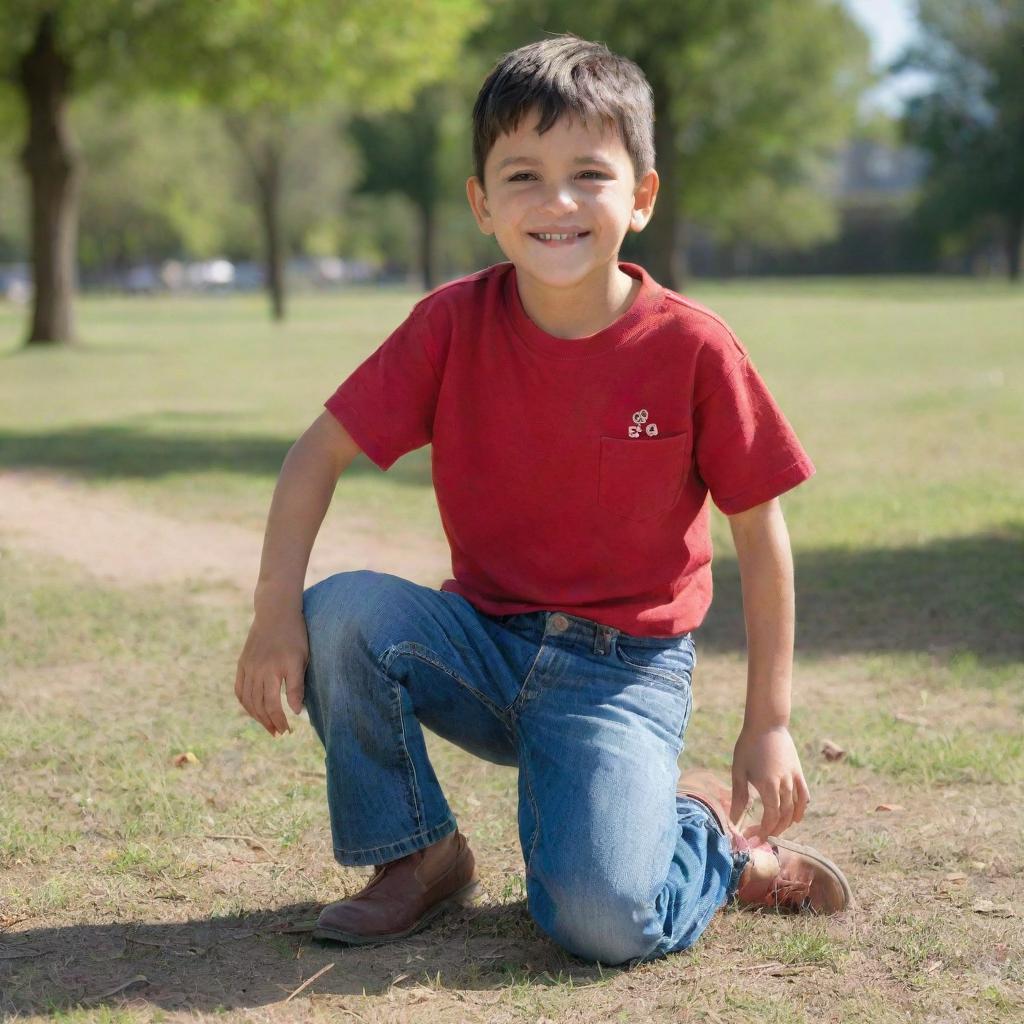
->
[[875, 804, 904, 812], [972, 899, 1014, 917], [943, 872, 968, 883], [821, 740, 845, 761], [172, 752, 199, 768]]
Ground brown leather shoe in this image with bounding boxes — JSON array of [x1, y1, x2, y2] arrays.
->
[[735, 836, 853, 914], [676, 769, 852, 915], [313, 830, 479, 945]]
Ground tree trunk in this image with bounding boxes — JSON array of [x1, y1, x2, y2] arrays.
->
[[19, 12, 80, 346], [1007, 210, 1022, 282], [419, 199, 436, 291], [643, 75, 684, 291], [256, 140, 286, 322]]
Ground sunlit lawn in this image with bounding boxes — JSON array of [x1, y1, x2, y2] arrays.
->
[[1, 278, 1022, 1022]]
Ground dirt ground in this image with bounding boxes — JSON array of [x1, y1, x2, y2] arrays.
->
[[1, 468, 1021, 1023]]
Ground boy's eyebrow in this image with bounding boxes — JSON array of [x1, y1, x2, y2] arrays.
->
[[495, 154, 617, 171]]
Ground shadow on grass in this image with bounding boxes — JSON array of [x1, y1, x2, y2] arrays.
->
[[2, 427, 1020, 665], [702, 522, 1024, 666], [0, 902, 612, 1014], [0, 425, 432, 488]]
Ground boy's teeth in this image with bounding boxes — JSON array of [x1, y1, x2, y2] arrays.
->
[[536, 233, 579, 240]]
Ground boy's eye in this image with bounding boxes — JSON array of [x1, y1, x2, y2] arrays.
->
[[506, 171, 608, 182]]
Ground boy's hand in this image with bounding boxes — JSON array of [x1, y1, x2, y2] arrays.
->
[[730, 724, 810, 842], [234, 605, 309, 737]]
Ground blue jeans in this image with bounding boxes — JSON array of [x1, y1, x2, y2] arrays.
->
[[301, 570, 749, 966]]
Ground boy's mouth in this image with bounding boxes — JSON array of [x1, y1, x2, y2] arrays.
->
[[528, 231, 590, 246]]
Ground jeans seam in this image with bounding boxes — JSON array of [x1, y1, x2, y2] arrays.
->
[[616, 650, 695, 689], [509, 640, 547, 715], [387, 642, 516, 747], [378, 651, 425, 834], [520, 755, 542, 875]]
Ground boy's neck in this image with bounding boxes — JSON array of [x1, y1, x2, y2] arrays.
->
[[514, 265, 640, 340]]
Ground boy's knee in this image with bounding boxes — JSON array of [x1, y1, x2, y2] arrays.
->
[[534, 882, 657, 966], [303, 569, 391, 646]]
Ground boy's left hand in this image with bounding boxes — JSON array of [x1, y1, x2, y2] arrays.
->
[[730, 724, 810, 842]]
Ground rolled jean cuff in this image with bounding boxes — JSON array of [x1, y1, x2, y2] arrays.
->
[[726, 849, 750, 901], [332, 814, 458, 867]]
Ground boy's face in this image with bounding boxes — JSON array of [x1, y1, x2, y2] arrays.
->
[[466, 109, 658, 292]]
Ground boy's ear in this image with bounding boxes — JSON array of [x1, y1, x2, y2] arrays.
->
[[629, 169, 660, 232], [466, 176, 494, 236]]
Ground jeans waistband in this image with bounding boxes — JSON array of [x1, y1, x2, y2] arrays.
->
[[494, 609, 692, 657]]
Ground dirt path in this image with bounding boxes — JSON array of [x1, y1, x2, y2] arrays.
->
[[0, 470, 451, 598]]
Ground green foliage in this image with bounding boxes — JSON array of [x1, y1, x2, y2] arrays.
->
[[182, 0, 487, 116], [897, 0, 1024, 256]]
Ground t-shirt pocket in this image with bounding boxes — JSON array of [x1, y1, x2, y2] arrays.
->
[[597, 432, 690, 522]]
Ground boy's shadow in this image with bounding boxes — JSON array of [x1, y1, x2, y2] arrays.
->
[[0, 902, 616, 1014]]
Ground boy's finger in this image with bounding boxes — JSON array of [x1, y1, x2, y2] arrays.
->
[[730, 777, 751, 824], [757, 788, 781, 838], [284, 671, 303, 712], [284, 660, 306, 715], [263, 676, 290, 735], [245, 674, 276, 735], [793, 775, 811, 823], [774, 784, 795, 836]]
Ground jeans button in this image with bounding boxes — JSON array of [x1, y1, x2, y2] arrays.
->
[[550, 614, 570, 633]]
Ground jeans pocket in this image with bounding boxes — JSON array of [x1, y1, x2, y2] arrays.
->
[[615, 637, 696, 690]]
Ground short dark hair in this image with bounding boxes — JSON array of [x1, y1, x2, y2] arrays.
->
[[471, 34, 655, 186]]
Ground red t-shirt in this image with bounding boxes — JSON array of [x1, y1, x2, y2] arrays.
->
[[324, 261, 814, 636]]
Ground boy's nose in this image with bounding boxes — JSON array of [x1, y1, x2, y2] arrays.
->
[[538, 186, 579, 213]]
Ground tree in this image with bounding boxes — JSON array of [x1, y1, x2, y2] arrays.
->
[[348, 87, 447, 290], [896, 0, 1024, 280], [0, 2, 210, 344], [471, 0, 871, 288], [186, 0, 486, 319], [1, 1, 484, 344]]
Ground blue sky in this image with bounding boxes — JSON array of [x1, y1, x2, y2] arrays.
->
[[840, 0, 932, 114]]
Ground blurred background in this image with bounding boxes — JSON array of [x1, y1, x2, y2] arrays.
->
[[1, 0, 1020, 344]]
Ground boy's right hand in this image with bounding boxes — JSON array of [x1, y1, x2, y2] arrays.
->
[[234, 604, 309, 737]]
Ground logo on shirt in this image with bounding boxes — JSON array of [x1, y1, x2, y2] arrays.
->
[[628, 408, 659, 438]]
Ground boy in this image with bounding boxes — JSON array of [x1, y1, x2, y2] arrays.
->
[[234, 35, 852, 966]]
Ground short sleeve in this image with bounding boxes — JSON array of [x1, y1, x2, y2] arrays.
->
[[323, 304, 443, 471], [692, 337, 815, 515]]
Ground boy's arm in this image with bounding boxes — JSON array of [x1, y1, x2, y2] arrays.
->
[[725, 497, 811, 841], [235, 411, 362, 736]]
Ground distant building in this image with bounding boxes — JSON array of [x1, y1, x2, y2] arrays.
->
[[688, 138, 934, 276]]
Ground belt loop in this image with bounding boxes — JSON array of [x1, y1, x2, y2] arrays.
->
[[594, 626, 613, 656]]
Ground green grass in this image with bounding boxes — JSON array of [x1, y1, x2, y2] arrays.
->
[[1, 279, 1023, 1023]]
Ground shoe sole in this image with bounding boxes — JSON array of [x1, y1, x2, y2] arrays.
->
[[767, 835, 855, 912], [311, 879, 481, 946]]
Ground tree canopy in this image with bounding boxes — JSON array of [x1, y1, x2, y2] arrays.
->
[[897, 0, 1024, 278]]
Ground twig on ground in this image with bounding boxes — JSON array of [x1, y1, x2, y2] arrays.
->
[[83, 974, 149, 1004], [205, 833, 270, 851], [284, 962, 335, 1003]]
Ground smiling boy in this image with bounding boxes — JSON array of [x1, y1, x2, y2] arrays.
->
[[235, 35, 852, 965]]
